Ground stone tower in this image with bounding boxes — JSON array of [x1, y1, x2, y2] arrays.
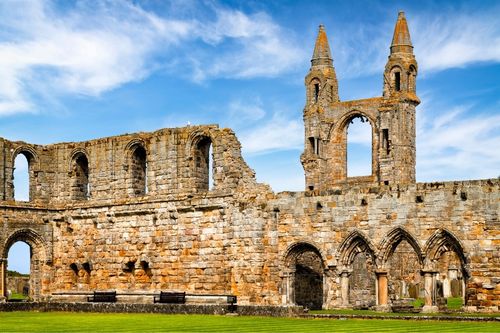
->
[[301, 12, 420, 191]]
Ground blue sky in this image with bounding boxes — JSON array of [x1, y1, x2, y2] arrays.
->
[[3, 0, 500, 274]]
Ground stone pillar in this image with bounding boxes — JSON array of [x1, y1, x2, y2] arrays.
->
[[422, 271, 438, 313], [283, 269, 295, 305], [340, 271, 350, 307], [0, 259, 6, 302], [375, 271, 390, 311]]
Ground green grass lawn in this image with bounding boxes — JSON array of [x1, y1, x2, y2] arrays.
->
[[0, 312, 499, 333], [8, 293, 28, 300]]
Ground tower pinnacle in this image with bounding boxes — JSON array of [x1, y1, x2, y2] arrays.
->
[[390, 11, 413, 54], [311, 24, 333, 67]]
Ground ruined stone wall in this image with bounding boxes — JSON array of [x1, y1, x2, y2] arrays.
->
[[0, 128, 498, 311], [271, 179, 499, 311], [0, 125, 258, 205]]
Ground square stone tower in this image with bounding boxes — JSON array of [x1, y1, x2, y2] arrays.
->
[[301, 12, 420, 191]]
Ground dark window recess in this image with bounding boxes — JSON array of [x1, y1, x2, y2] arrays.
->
[[416, 195, 424, 203], [316, 202, 322, 210], [70, 263, 79, 275], [460, 192, 467, 201], [314, 83, 319, 102], [308, 185, 314, 191], [382, 129, 390, 155], [82, 262, 91, 274], [395, 72, 401, 91], [361, 198, 368, 206], [309, 137, 320, 155]]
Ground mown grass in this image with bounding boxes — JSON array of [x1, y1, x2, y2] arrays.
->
[[0, 312, 499, 333], [8, 293, 28, 300], [310, 308, 500, 317]]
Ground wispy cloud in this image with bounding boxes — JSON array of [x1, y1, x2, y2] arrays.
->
[[413, 10, 500, 72], [240, 111, 303, 154], [0, 1, 304, 116], [332, 6, 500, 78], [416, 99, 500, 181]]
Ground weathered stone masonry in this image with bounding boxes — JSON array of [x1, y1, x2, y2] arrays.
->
[[0, 12, 498, 312]]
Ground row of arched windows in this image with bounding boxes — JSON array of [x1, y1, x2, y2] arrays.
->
[[11, 137, 214, 202]]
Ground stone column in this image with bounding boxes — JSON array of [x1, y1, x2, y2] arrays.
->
[[340, 271, 350, 307], [0, 259, 6, 302], [375, 271, 389, 311], [422, 271, 438, 313], [284, 269, 295, 305]]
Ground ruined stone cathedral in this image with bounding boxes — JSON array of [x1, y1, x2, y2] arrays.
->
[[0, 12, 498, 312]]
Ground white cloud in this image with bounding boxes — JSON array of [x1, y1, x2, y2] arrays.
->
[[413, 11, 500, 72], [228, 98, 266, 123], [0, 1, 304, 116], [240, 112, 303, 154], [416, 101, 500, 181]]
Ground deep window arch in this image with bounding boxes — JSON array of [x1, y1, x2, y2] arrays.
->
[[13, 151, 34, 201], [346, 115, 372, 177], [193, 136, 214, 191], [71, 152, 90, 200], [129, 144, 148, 196]]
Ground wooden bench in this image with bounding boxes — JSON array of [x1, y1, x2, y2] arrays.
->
[[87, 291, 117, 303], [227, 295, 237, 312], [154, 291, 186, 304]]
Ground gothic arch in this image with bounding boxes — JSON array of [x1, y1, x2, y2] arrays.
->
[[424, 229, 469, 277], [282, 242, 325, 310], [2, 228, 48, 262], [378, 227, 423, 266], [187, 129, 216, 192], [125, 139, 148, 196], [338, 230, 376, 267], [12, 145, 39, 165], [2, 228, 50, 300], [69, 149, 90, 200]]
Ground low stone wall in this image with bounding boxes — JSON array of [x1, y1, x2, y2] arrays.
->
[[0, 302, 303, 317]]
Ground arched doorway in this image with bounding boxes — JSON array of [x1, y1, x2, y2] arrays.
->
[[6, 242, 30, 301], [2, 229, 48, 301], [380, 228, 424, 307], [338, 231, 376, 308], [283, 243, 324, 310], [425, 229, 468, 310]]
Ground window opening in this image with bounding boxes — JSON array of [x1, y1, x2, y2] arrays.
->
[[347, 116, 372, 177], [314, 83, 319, 102], [382, 129, 390, 155], [72, 154, 89, 200], [130, 146, 147, 196], [395, 72, 401, 91], [13, 153, 30, 201]]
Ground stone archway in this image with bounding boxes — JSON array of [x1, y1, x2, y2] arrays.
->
[[1, 228, 48, 301], [379, 227, 424, 307], [283, 243, 325, 310], [338, 231, 377, 308], [424, 229, 469, 310]]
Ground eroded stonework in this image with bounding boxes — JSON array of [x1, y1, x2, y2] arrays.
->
[[0, 12, 498, 312]]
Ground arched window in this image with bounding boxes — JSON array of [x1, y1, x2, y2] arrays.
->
[[13, 152, 33, 201], [193, 137, 213, 191], [130, 145, 147, 196], [310, 78, 321, 104], [408, 65, 417, 92], [6, 241, 30, 300], [71, 153, 89, 200], [346, 115, 372, 177], [394, 71, 401, 91]]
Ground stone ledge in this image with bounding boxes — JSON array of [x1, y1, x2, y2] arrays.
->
[[0, 302, 303, 317]]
